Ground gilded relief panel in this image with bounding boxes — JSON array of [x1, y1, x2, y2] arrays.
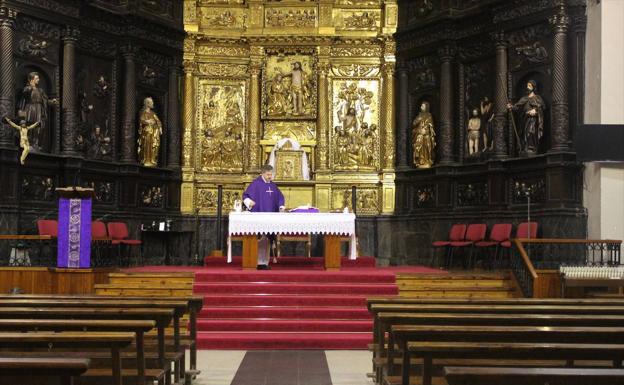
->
[[331, 79, 380, 170], [334, 10, 380, 31], [331, 186, 379, 215], [264, 7, 317, 28], [196, 186, 243, 214], [263, 121, 316, 142], [262, 54, 317, 119], [199, 7, 247, 29], [197, 80, 246, 172]]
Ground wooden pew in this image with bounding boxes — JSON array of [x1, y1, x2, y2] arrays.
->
[[444, 366, 624, 385], [391, 325, 624, 385], [0, 332, 134, 385], [2, 294, 203, 374], [0, 319, 155, 385], [401, 341, 624, 385], [0, 357, 90, 385], [0, 307, 172, 385]]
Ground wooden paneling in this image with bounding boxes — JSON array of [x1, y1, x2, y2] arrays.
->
[[0, 268, 52, 294], [0, 268, 114, 295], [533, 269, 562, 298]]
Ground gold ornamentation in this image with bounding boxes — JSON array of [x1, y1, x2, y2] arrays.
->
[[200, 8, 246, 28], [411, 101, 436, 168], [197, 45, 248, 57], [263, 121, 316, 142], [332, 80, 379, 170], [265, 8, 317, 28], [337, 10, 380, 30], [263, 54, 316, 119], [197, 80, 246, 172], [336, 0, 379, 5], [184, 1, 197, 23], [196, 188, 243, 213], [183, 38, 196, 53], [199, 0, 244, 4], [137, 97, 162, 167], [331, 64, 379, 77], [197, 63, 248, 77], [332, 45, 382, 57], [275, 150, 304, 181]]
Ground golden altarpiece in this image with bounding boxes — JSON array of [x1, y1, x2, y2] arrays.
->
[[181, 0, 397, 216]]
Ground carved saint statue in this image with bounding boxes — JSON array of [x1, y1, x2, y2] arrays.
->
[[507, 80, 545, 155], [480, 96, 494, 151], [137, 97, 162, 167], [267, 74, 288, 116], [467, 109, 481, 155], [411, 101, 436, 168], [87, 125, 111, 160], [18, 72, 57, 151], [282, 61, 308, 115], [3, 117, 39, 164]]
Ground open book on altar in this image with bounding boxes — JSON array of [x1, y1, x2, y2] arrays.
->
[[289, 205, 320, 213]]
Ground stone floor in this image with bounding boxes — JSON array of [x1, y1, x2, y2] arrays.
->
[[188, 350, 374, 385]]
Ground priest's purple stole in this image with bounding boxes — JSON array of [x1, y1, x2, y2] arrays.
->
[[243, 176, 285, 212], [57, 197, 92, 268]]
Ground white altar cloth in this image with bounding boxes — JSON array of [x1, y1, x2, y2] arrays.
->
[[227, 212, 357, 262]]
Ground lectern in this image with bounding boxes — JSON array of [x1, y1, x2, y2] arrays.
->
[[55, 187, 95, 268]]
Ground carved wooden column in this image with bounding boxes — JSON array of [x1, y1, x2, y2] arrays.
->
[[381, 61, 396, 169], [182, 61, 195, 168], [0, 6, 16, 149], [248, 47, 263, 172], [61, 26, 80, 156], [396, 61, 409, 168], [120, 45, 137, 163], [438, 44, 455, 164], [316, 57, 329, 171], [167, 63, 181, 168], [570, 14, 587, 130], [549, 2, 571, 151], [492, 31, 509, 159]]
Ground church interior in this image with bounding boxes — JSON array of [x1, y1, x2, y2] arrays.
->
[[0, 0, 623, 384]]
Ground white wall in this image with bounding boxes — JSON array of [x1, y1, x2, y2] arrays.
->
[[583, 0, 624, 242]]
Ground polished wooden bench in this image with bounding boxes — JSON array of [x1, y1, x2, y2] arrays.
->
[[0, 332, 134, 385], [444, 366, 624, 385], [0, 357, 90, 385], [390, 325, 624, 385]]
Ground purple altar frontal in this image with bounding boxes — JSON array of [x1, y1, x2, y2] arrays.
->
[[288, 207, 320, 213], [57, 197, 92, 268]]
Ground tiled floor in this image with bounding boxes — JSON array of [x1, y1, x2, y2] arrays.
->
[[188, 350, 374, 385]]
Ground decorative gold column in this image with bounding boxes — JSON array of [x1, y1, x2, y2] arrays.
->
[[181, 60, 196, 213], [317, 47, 331, 172], [247, 46, 263, 172], [381, 39, 396, 213]]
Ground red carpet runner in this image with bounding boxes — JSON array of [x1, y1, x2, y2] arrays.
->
[[195, 256, 402, 349]]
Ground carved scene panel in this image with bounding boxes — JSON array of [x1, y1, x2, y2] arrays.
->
[[331, 79, 380, 171], [197, 80, 246, 172], [262, 53, 317, 120], [331, 186, 379, 215]]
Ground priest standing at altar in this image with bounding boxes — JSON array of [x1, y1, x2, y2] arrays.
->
[[243, 164, 285, 270]]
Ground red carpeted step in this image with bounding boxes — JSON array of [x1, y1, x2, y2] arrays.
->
[[199, 306, 371, 319], [197, 331, 372, 350], [201, 294, 368, 307], [194, 270, 396, 283], [197, 319, 372, 332], [203, 256, 377, 268], [193, 282, 398, 295]]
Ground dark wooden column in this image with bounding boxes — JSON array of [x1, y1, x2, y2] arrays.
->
[[396, 60, 410, 168], [549, 1, 571, 151], [61, 26, 80, 156], [0, 6, 17, 149], [120, 45, 137, 163], [167, 63, 181, 168], [570, 14, 587, 131], [492, 31, 509, 159], [438, 44, 455, 164]]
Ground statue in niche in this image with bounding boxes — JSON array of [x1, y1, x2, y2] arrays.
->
[[87, 125, 111, 159], [137, 97, 162, 167], [335, 125, 351, 166], [201, 129, 217, 166], [18, 72, 58, 151], [267, 74, 288, 116], [3, 117, 39, 164], [411, 101, 436, 168], [280, 61, 309, 115], [480, 96, 494, 151], [93, 75, 110, 98], [466, 109, 481, 155], [507, 80, 545, 155]]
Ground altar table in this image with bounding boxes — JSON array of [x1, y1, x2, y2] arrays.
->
[[227, 212, 357, 270]]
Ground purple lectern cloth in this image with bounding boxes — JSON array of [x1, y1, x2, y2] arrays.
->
[[289, 208, 320, 213], [57, 197, 92, 268], [243, 176, 285, 212]]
